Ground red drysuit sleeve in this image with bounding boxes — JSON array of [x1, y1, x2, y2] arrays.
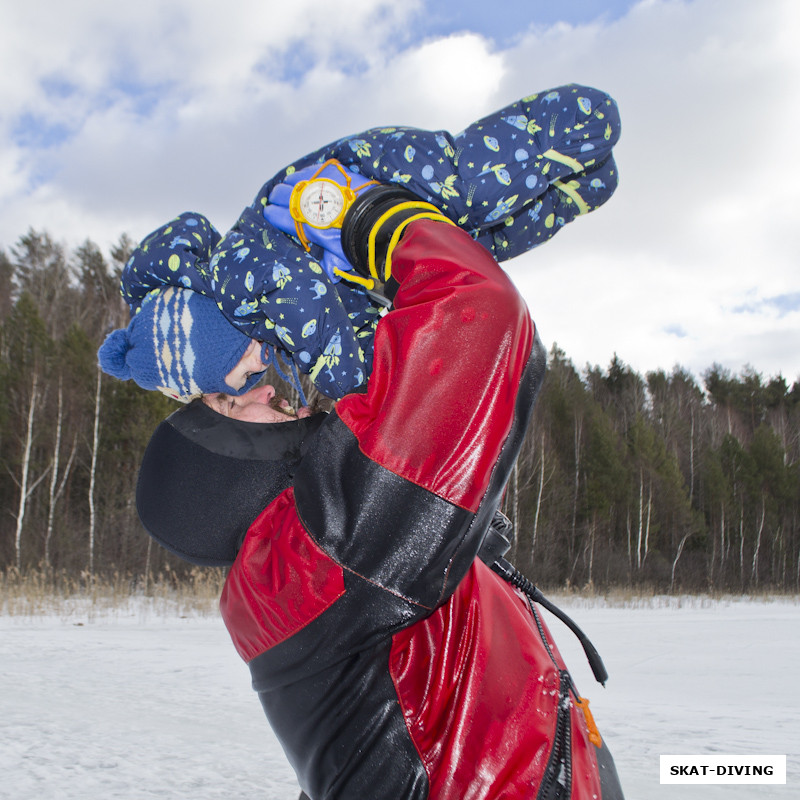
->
[[336, 220, 534, 513]]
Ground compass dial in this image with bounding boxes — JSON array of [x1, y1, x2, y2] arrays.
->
[[297, 180, 346, 228]]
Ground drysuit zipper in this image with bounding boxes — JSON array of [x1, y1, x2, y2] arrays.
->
[[536, 670, 573, 800]]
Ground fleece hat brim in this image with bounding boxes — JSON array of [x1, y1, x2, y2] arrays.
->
[[98, 287, 257, 402]]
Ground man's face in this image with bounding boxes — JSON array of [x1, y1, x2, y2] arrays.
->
[[203, 384, 311, 423], [224, 339, 267, 392]]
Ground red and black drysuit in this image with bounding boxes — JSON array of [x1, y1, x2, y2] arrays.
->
[[220, 220, 622, 799]]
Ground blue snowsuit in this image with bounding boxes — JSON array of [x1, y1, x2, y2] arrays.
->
[[121, 84, 620, 400]]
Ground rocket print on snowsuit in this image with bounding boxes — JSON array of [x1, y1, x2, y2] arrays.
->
[[121, 84, 620, 400]]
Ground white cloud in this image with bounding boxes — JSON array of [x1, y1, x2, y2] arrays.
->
[[0, 0, 426, 241], [1, 0, 798, 382], [496, 0, 800, 381], [361, 34, 506, 130]]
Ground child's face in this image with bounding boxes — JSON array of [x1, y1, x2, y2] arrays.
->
[[202, 385, 311, 423], [225, 340, 266, 391]]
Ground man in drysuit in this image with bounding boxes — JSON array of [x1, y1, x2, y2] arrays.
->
[[134, 163, 625, 799]]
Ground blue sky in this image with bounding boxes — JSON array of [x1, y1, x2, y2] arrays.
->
[[418, 0, 636, 44], [1, 0, 798, 384]]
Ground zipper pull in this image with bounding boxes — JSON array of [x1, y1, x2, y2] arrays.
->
[[574, 696, 602, 748]]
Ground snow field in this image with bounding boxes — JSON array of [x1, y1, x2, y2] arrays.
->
[[1, 596, 797, 799]]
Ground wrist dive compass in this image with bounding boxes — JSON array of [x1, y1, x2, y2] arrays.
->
[[289, 159, 378, 249]]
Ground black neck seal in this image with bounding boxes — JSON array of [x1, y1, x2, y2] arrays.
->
[[136, 399, 326, 566]]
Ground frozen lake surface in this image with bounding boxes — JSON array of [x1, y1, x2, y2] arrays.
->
[[1, 595, 797, 799]]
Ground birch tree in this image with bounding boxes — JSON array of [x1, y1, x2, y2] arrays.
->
[[12, 374, 44, 569], [87, 367, 102, 577], [44, 377, 77, 568], [3, 293, 50, 570]]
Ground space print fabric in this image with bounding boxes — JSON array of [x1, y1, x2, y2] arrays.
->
[[257, 83, 621, 263], [120, 84, 620, 400]]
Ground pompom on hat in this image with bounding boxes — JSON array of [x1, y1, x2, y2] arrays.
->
[[98, 287, 259, 402]]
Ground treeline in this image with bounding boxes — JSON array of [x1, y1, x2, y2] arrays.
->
[[504, 349, 800, 592], [1, 231, 798, 592]]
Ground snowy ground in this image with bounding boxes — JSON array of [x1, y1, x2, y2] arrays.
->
[[1, 595, 798, 799]]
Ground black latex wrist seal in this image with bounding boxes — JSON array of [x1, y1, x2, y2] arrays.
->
[[341, 184, 449, 297]]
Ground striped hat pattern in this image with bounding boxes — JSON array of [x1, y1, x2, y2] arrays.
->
[[98, 286, 254, 403]]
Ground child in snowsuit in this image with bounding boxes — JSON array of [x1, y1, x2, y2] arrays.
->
[[101, 83, 620, 401]]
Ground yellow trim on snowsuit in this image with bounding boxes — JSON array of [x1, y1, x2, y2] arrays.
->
[[542, 148, 585, 173], [552, 179, 590, 216]]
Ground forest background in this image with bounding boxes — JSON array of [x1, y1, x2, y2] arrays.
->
[[1, 230, 798, 597]]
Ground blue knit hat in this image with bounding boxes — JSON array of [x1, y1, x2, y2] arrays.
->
[[98, 287, 258, 402]]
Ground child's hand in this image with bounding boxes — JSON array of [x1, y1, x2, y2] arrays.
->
[[263, 160, 377, 286]]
